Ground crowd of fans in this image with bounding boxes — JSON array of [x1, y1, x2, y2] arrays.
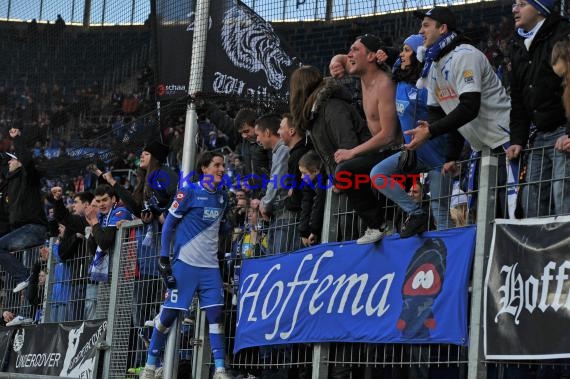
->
[[0, 67, 156, 148]]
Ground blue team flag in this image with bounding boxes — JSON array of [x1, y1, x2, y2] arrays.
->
[[234, 226, 476, 353]]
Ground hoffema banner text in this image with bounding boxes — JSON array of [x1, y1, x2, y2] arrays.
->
[[485, 216, 570, 359], [235, 227, 476, 353]]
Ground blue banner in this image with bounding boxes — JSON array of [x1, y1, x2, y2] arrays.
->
[[235, 227, 476, 353]]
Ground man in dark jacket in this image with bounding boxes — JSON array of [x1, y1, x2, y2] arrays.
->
[[279, 113, 311, 214], [83, 185, 132, 319], [0, 127, 48, 293], [506, 0, 570, 217], [51, 188, 94, 320]]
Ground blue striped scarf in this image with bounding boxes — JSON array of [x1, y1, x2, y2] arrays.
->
[[416, 32, 458, 88]]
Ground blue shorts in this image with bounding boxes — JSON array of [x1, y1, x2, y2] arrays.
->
[[163, 260, 224, 311]]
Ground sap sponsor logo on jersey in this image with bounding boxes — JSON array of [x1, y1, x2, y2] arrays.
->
[[462, 70, 474, 84], [435, 86, 458, 101], [395, 100, 407, 115], [203, 207, 221, 221]]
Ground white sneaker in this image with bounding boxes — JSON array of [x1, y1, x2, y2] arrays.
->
[[356, 227, 385, 244], [144, 319, 155, 328], [13, 279, 30, 293], [139, 365, 156, 379], [213, 369, 232, 379], [6, 316, 33, 327]]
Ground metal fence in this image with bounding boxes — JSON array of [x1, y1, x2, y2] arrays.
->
[[200, 155, 479, 379], [0, 244, 45, 325], [0, 147, 568, 379], [2, 0, 570, 378]]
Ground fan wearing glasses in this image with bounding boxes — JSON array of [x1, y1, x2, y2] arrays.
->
[[506, 0, 570, 218]]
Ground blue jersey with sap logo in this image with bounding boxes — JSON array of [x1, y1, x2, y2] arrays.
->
[[396, 81, 446, 169], [168, 182, 228, 268]]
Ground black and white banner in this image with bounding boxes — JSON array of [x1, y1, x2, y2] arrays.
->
[[484, 216, 570, 359], [7, 320, 107, 377], [0, 329, 13, 371], [155, 0, 296, 99]]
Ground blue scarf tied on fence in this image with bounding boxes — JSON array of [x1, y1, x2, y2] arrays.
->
[[89, 247, 109, 282]]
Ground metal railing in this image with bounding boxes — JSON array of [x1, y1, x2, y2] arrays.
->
[[0, 141, 569, 378]]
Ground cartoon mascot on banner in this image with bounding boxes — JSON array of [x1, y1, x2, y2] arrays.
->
[[397, 238, 447, 338]]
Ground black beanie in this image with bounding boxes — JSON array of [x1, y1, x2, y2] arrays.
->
[[143, 140, 169, 164]]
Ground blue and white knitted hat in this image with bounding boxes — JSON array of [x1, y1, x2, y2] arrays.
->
[[527, 0, 554, 15]]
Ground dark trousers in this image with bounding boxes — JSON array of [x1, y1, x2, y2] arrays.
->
[[335, 151, 394, 229]]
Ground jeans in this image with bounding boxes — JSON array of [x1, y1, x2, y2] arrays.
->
[[523, 126, 570, 217], [335, 151, 393, 229], [49, 303, 68, 323], [84, 283, 98, 320], [370, 152, 452, 230], [268, 210, 300, 254], [0, 224, 47, 282]]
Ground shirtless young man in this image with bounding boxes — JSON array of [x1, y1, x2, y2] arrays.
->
[[330, 34, 400, 162], [328, 34, 400, 244]]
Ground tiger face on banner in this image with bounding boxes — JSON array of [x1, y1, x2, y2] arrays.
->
[[155, 0, 297, 100], [221, 4, 292, 90]]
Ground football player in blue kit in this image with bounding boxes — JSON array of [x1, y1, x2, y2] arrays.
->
[[141, 151, 231, 379]]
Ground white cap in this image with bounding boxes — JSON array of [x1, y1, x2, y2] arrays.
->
[[450, 181, 467, 209]]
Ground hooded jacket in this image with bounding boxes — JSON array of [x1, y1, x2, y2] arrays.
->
[[307, 78, 371, 175]]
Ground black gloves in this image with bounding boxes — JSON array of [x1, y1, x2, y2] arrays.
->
[[158, 256, 177, 289]]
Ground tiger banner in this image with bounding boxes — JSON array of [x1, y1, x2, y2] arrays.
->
[[155, 0, 297, 100]]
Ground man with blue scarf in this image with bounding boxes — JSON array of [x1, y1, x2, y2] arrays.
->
[[506, 0, 570, 218], [84, 185, 132, 320], [405, 6, 515, 220]]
